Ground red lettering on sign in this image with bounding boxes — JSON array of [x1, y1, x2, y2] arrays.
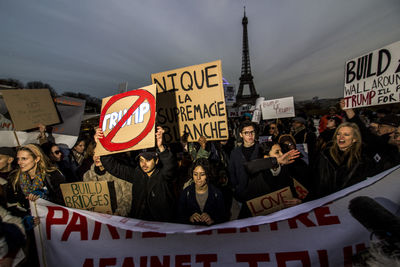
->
[[239, 226, 260, 233], [46, 206, 69, 240], [82, 258, 94, 267], [92, 221, 120, 240], [150, 256, 170, 266], [142, 232, 167, 238], [175, 255, 191, 267], [236, 253, 270, 267], [269, 222, 278, 231], [99, 258, 117, 267], [122, 257, 134, 267], [288, 212, 317, 229], [196, 254, 217, 267], [343, 243, 367, 267], [314, 206, 341, 226], [317, 250, 329, 267], [217, 228, 236, 234], [126, 230, 133, 239], [276, 251, 311, 267], [61, 212, 88, 241]]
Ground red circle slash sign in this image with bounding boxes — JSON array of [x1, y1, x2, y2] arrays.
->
[[99, 89, 156, 151]]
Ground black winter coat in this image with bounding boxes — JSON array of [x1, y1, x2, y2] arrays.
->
[[101, 149, 177, 222], [177, 183, 226, 225], [228, 144, 261, 202], [312, 147, 373, 199]]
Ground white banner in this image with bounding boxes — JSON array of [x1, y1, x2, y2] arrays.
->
[[261, 97, 295, 120], [33, 166, 400, 267], [344, 40, 400, 108]]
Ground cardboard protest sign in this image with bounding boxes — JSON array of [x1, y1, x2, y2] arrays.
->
[[293, 178, 309, 200], [53, 96, 86, 136], [344, 40, 400, 108], [246, 186, 293, 216], [95, 84, 156, 156], [156, 90, 180, 143], [258, 136, 272, 143], [151, 60, 228, 142], [261, 96, 295, 120], [60, 181, 115, 214], [0, 89, 60, 131], [227, 107, 239, 118]]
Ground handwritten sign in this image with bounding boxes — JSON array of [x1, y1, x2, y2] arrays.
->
[[0, 89, 60, 131], [152, 60, 228, 142], [261, 97, 295, 120], [52, 96, 86, 136], [156, 90, 180, 143], [344, 40, 400, 108], [60, 181, 114, 214], [246, 186, 293, 216], [95, 84, 156, 156]]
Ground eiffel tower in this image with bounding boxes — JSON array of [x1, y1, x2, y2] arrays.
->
[[235, 7, 259, 106]]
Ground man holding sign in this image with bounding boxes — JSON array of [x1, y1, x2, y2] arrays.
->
[[95, 126, 177, 222]]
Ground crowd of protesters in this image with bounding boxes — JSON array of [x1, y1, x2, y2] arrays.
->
[[0, 99, 399, 266]]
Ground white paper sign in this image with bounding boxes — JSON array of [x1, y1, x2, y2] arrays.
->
[[261, 96, 295, 120], [344, 40, 400, 108]]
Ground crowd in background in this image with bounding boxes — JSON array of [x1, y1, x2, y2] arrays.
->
[[0, 99, 399, 266]]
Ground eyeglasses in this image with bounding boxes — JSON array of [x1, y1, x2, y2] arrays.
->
[[270, 127, 276, 130], [242, 131, 255, 136], [53, 150, 62, 155]]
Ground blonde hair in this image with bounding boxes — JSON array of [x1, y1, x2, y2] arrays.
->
[[13, 144, 57, 190], [329, 122, 362, 168]]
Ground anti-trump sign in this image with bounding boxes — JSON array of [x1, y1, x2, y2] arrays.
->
[[344, 40, 400, 108], [151, 60, 228, 142], [95, 84, 156, 156], [261, 96, 295, 120]]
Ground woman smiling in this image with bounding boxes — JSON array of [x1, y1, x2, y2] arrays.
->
[[11, 144, 65, 207]]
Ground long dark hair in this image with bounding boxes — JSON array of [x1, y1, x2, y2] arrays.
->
[[190, 158, 212, 183]]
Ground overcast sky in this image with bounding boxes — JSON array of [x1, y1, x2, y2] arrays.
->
[[1, 0, 400, 101]]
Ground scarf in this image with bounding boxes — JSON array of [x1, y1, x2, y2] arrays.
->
[[19, 172, 48, 197]]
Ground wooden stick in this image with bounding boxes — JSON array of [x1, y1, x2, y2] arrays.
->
[[33, 201, 47, 267], [13, 130, 21, 147]]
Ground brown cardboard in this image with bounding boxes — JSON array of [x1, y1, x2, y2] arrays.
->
[[60, 181, 113, 214], [246, 186, 293, 216], [0, 89, 60, 131], [95, 84, 156, 156], [151, 60, 228, 142]]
